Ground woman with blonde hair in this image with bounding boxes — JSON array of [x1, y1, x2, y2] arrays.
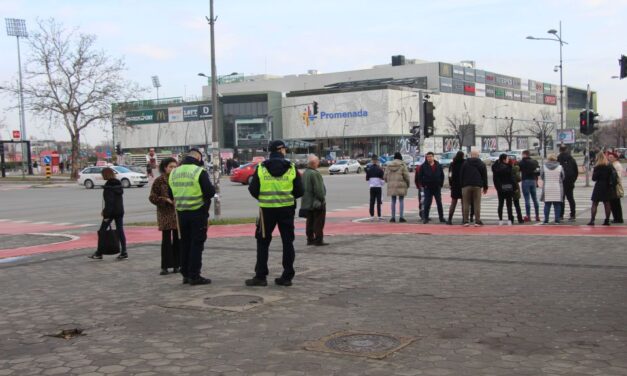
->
[[588, 152, 615, 226]]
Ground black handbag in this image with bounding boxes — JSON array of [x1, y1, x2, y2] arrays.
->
[[298, 208, 309, 218], [97, 222, 120, 255]]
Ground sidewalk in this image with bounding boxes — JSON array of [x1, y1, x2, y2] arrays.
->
[[2, 232, 627, 375]]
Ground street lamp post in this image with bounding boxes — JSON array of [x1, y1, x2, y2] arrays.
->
[[5, 18, 32, 176], [527, 21, 568, 133]]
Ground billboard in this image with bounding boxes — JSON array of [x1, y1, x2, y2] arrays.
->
[[125, 110, 154, 125], [464, 67, 475, 82], [439, 62, 453, 78], [168, 106, 183, 122], [475, 83, 486, 97], [453, 65, 465, 80], [475, 70, 486, 84], [154, 108, 168, 123], [482, 136, 497, 151], [557, 129, 575, 144], [235, 118, 270, 148], [439, 77, 453, 93], [463, 82, 476, 96], [544, 95, 557, 105]]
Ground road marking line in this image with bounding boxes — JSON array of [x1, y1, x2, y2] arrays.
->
[[76, 224, 96, 227], [32, 221, 52, 225], [56, 222, 73, 226], [13, 220, 29, 223]]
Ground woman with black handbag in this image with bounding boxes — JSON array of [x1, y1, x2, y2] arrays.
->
[[492, 154, 515, 225], [89, 167, 127, 260]]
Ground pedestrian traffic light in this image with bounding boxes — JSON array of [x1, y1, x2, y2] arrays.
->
[[313, 101, 319, 115], [620, 55, 627, 79], [423, 101, 435, 138], [579, 110, 589, 135]]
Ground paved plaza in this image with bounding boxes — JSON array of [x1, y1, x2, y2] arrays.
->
[[2, 232, 627, 375]]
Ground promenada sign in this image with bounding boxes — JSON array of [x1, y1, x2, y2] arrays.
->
[[301, 104, 369, 127]]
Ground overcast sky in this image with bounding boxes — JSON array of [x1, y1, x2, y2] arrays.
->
[[0, 0, 625, 145]]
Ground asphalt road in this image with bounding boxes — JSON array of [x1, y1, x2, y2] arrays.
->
[[0, 172, 386, 224]]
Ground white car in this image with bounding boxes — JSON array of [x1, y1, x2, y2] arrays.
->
[[78, 166, 148, 189], [328, 159, 362, 175]]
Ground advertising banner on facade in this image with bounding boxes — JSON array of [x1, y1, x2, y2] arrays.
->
[[198, 104, 212, 119], [556, 129, 575, 144], [439, 77, 453, 93], [504, 89, 514, 100], [495, 88, 505, 98], [475, 83, 486, 97], [516, 137, 529, 149], [235, 118, 270, 148], [543, 83, 551, 94], [464, 67, 475, 82], [543, 95, 557, 105], [453, 65, 465, 80], [443, 137, 460, 152], [183, 106, 198, 121], [154, 108, 168, 123], [482, 136, 497, 151], [125, 110, 154, 125], [513, 91, 522, 101], [168, 106, 183, 122], [486, 85, 495, 97], [463, 82, 476, 96], [475, 70, 486, 84], [439, 62, 453, 78], [452, 79, 464, 94], [485, 72, 496, 85]]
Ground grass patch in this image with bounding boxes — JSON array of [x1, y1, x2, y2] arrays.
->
[[127, 217, 256, 227]]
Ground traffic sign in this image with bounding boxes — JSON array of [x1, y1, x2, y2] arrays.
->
[[12, 130, 20, 141], [43, 155, 52, 164]]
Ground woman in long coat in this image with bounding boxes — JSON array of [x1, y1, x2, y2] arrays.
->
[[588, 152, 615, 226], [149, 157, 180, 274]]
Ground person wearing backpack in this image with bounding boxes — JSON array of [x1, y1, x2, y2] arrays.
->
[[588, 152, 615, 226], [608, 152, 624, 224], [557, 145, 579, 221]]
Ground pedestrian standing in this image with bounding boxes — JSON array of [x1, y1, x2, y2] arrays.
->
[[417, 152, 445, 224], [588, 153, 616, 226], [168, 149, 215, 285], [446, 151, 465, 225], [518, 150, 541, 222], [246, 140, 303, 287], [557, 145, 579, 221], [89, 167, 127, 260], [460, 150, 488, 226], [608, 152, 624, 224], [366, 154, 385, 221], [492, 154, 515, 225], [540, 154, 564, 224], [384, 152, 410, 223], [149, 157, 181, 275], [302, 155, 328, 246], [59, 161, 65, 174], [510, 159, 525, 223]]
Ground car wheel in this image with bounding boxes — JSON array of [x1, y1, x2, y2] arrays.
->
[[344, 168, 348, 174], [84, 180, 94, 189], [121, 178, 131, 188], [357, 167, 362, 174]]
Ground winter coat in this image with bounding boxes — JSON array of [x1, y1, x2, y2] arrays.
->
[[511, 164, 522, 200], [417, 161, 445, 189], [460, 158, 488, 189], [149, 174, 178, 231], [448, 160, 464, 199], [492, 161, 514, 192], [301, 167, 326, 210], [612, 161, 624, 198], [383, 159, 410, 197], [366, 163, 385, 188], [102, 178, 124, 218], [591, 164, 615, 202], [541, 161, 564, 202], [557, 152, 579, 184], [519, 157, 540, 181]]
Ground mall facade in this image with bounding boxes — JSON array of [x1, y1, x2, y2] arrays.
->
[[113, 57, 597, 160]]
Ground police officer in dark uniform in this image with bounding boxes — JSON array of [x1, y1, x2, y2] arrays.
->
[[168, 149, 215, 286], [246, 140, 303, 287]]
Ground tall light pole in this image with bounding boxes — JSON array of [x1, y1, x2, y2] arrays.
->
[[206, 0, 221, 219], [5, 18, 31, 176], [151, 75, 161, 100], [527, 21, 568, 133]]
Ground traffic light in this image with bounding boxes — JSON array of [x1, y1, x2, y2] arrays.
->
[[313, 101, 319, 115], [115, 143, 122, 155], [620, 55, 627, 79], [423, 101, 435, 138], [589, 111, 599, 133], [579, 110, 589, 135]]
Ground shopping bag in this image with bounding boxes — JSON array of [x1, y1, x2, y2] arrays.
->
[[97, 223, 120, 255]]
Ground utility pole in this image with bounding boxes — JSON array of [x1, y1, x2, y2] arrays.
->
[[208, 0, 221, 218], [585, 84, 591, 187]]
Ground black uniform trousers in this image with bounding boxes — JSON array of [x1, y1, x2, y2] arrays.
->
[[177, 210, 208, 280], [255, 206, 296, 281]]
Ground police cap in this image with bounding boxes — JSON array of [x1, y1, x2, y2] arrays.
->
[[268, 140, 287, 152]]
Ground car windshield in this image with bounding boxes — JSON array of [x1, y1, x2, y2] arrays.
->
[[335, 160, 348, 165], [113, 166, 130, 173], [490, 152, 502, 156]]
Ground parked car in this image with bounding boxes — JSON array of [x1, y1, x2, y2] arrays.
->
[[230, 162, 260, 185], [488, 151, 507, 163], [118, 165, 146, 174], [329, 159, 362, 175], [437, 151, 459, 168], [382, 154, 415, 171], [78, 166, 148, 189]]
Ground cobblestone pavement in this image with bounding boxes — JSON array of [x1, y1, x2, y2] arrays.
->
[[1, 234, 627, 375]]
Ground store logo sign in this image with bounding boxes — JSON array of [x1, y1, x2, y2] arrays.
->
[[301, 105, 316, 127]]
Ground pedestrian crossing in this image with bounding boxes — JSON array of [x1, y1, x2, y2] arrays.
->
[[0, 218, 95, 228]]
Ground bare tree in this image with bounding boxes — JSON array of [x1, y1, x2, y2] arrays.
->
[[446, 113, 475, 150], [0, 19, 144, 179], [526, 110, 556, 158], [498, 117, 520, 151]]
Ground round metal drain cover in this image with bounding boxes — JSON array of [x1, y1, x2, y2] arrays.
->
[[325, 333, 401, 354], [203, 295, 263, 307]]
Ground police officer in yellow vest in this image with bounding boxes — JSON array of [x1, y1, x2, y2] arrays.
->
[[246, 140, 303, 287], [168, 149, 215, 286]]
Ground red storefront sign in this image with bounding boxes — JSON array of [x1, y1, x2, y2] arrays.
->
[[543, 95, 557, 105]]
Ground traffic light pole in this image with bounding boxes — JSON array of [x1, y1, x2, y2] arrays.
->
[[585, 84, 591, 187]]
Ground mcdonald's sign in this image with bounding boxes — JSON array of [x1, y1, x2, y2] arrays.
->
[[154, 109, 168, 123]]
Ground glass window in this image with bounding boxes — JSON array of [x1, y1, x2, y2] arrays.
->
[[114, 166, 130, 173]]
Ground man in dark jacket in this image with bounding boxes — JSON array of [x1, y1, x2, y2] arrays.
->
[[417, 152, 445, 223], [169, 149, 216, 285], [518, 150, 541, 222], [246, 140, 304, 287], [460, 150, 488, 226], [557, 145, 578, 221]]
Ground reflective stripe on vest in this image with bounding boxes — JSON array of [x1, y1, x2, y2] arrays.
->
[[257, 164, 296, 208], [169, 165, 204, 211]]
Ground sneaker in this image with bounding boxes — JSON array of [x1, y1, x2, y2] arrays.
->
[[446, 220, 453, 225], [370, 216, 375, 222], [523, 216, 530, 222], [535, 216, 541, 222], [541, 221, 549, 225], [274, 277, 292, 287], [389, 218, 396, 223], [245, 277, 268, 286], [160, 269, 169, 275], [399, 217, 407, 223], [378, 217, 384, 221], [507, 220, 512, 226], [474, 221, 484, 227], [463, 222, 470, 227], [116, 253, 128, 260], [189, 276, 211, 285], [587, 221, 595, 226], [88, 253, 102, 260], [603, 219, 610, 226], [498, 220, 503, 226], [439, 217, 446, 223]]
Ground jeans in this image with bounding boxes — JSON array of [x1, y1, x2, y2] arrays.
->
[[369, 187, 382, 217], [391, 195, 405, 219], [543, 202, 562, 223], [562, 181, 576, 218], [423, 185, 444, 220], [521, 179, 539, 218], [98, 216, 127, 254], [497, 191, 514, 221]]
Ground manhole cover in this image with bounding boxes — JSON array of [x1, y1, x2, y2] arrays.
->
[[46, 328, 85, 340], [305, 331, 415, 359], [203, 295, 263, 307]]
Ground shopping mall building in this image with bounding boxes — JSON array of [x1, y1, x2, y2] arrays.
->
[[113, 56, 597, 160]]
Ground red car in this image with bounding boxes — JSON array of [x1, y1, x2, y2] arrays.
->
[[230, 162, 260, 185]]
